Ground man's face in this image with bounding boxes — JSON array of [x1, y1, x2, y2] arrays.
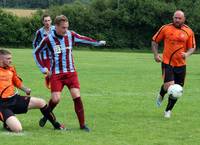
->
[[0, 54, 12, 67], [43, 16, 52, 28], [56, 21, 69, 36], [173, 12, 185, 28]]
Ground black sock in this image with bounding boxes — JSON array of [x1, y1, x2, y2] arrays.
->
[[165, 95, 177, 111], [42, 99, 58, 120], [48, 99, 58, 111], [40, 105, 58, 127], [160, 84, 167, 98]]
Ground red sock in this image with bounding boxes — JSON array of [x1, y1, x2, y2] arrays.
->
[[73, 97, 85, 128], [48, 99, 58, 111]]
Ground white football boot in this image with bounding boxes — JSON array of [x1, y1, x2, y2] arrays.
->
[[164, 110, 171, 118]]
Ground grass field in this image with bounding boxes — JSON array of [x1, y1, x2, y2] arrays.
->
[[0, 49, 200, 145], [2, 8, 36, 17]]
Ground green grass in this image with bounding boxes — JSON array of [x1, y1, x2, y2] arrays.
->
[[0, 48, 200, 145]]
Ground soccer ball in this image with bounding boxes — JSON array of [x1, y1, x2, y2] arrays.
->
[[167, 84, 183, 98]]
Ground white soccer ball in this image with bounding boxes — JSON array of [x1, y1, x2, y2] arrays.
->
[[167, 84, 183, 98]]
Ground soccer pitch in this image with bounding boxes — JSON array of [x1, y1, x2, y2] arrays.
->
[[1, 49, 200, 145]]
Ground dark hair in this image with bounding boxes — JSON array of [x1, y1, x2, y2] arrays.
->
[[42, 14, 51, 21], [0, 49, 11, 55], [54, 15, 68, 25]]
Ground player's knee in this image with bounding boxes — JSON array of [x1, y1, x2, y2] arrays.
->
[[164, 82, 174, 90], [70, 88, 80, 98], [52, 98, 60, 104], [6, 116, 22, 133], [51, 95, 60, 104]]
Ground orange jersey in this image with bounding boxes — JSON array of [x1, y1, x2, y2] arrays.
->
[[0, 66, 22, 98], [152, 23, 196, 66]]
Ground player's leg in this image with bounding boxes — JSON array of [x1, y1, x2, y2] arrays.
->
[[163, 65, 178, 118], [156, 63, 174, 107], [28, 97, 46, 109], [43, 57, 57, 109], [165, 66, 186, 114], [174, 65, 186, 87], [67, 72, 89, 132], [6, 116, 22, 132], [28, 96, 64, 130], [39, 74, 64, 127], [12, 94, 63, 130], [0, 109, 22, 132], [70, 88, 89, 132], [39, 92, 61, 127], [39, 58, 52, 125], [165, 65, 186, 115]]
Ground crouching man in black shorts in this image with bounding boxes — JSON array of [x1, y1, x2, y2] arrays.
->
[[0, 49, 64, 132]]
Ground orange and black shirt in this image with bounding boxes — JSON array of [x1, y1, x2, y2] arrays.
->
[[152, 23, 196, 66], [0, 66, 22, 98]]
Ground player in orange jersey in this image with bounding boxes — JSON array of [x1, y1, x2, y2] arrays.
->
[[0, 49, 64, 132], [151, 10, 196, 118]]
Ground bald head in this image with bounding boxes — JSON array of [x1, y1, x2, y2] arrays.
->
[[173, 10, 185, 28], [174, 10, 185, 18]]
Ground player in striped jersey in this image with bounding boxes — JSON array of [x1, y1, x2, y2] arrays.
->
[[33, 14, 55, 89], [34, 15, 106, 132]]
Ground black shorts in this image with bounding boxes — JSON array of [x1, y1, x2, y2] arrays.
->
[[161, 63, 186, 86], [0, 94, 30, 122]]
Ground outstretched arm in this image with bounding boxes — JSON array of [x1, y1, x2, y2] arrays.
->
[[72, 31, 106, 46]]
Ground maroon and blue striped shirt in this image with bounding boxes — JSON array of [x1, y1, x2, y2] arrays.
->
[[34, 30, 102, 74]]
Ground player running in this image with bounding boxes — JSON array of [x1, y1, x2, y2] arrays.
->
[[34, 15, 106, 132], [33, 14, 55, 89], [151, 10, 196, 118], [0, 49, 64, 133]]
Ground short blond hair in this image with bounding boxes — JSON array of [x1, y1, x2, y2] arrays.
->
[[54, 15, 68, 25], [0, 49, 11, 55]]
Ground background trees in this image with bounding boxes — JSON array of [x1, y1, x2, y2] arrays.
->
[[0, 0, 199, 49]]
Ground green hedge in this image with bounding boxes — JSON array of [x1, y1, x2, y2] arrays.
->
[[0, 0, 199, 49]]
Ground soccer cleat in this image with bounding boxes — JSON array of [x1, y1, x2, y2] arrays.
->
[[164, 110, 171, 118], [80, 125, 90, 132], [39, 117, 47, 127], [54, 122, 66, 130], [156, 94, 163, 107]]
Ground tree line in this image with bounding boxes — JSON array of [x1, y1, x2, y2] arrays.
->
[[0, 0, 76, 8], [0, 0, 199, 49]]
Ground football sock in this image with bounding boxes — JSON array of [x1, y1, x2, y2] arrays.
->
[[40, 104, 58, 127], [48, 99, 58, 111], [160, 84, 167, 98], [165, 95, 177, 111], [73, 97, 85, 128]]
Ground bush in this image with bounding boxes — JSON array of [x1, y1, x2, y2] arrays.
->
[[0, 0, 199, 49]]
